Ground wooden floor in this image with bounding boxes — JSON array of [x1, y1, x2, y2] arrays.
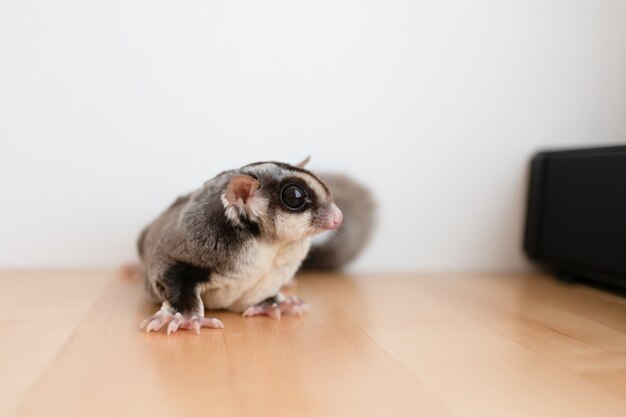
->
[[1, 270, 626, 417]]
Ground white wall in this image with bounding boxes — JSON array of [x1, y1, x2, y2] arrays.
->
[[1, 0, 625, 271]]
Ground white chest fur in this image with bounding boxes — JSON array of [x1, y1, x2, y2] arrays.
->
[[200, 238, 311, 312]]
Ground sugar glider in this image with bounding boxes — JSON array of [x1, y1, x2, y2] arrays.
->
[[137, 159, 342, 334]]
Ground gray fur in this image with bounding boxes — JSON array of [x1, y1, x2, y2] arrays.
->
[[137, 161, 337, 317]]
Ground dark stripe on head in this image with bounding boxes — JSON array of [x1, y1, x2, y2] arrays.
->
[[243, 161, 331, 196]]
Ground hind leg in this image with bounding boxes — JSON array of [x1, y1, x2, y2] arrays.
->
[[243, 293, 309, 320]]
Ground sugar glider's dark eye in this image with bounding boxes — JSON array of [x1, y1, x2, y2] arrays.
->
[[281, 185, 308, 211]]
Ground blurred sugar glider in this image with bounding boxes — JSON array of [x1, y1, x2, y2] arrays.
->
[[300, 172, 375, 270], [137, 158, 343, 334]]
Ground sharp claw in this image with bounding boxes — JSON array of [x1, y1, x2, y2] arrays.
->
[[146, 320, 160, 333], [166, 313, 183, 335], [166, 321, 177, 335], [198, 317, 225, 329]]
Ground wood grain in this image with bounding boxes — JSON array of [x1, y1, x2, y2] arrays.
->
[[1, 270, 625, 417], [0, 270, 110, 417]]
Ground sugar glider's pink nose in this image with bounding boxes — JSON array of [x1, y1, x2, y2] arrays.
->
[[323, 204, 343, 230]]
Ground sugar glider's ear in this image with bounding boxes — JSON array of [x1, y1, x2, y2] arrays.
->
[[295, 156, 311, 168], [224, 175, 260, 207]]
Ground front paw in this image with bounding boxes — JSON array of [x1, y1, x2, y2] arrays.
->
[[140, 310, 224, 334]]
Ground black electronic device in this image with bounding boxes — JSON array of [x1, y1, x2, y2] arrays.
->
[[524, 145, 626, 288]]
